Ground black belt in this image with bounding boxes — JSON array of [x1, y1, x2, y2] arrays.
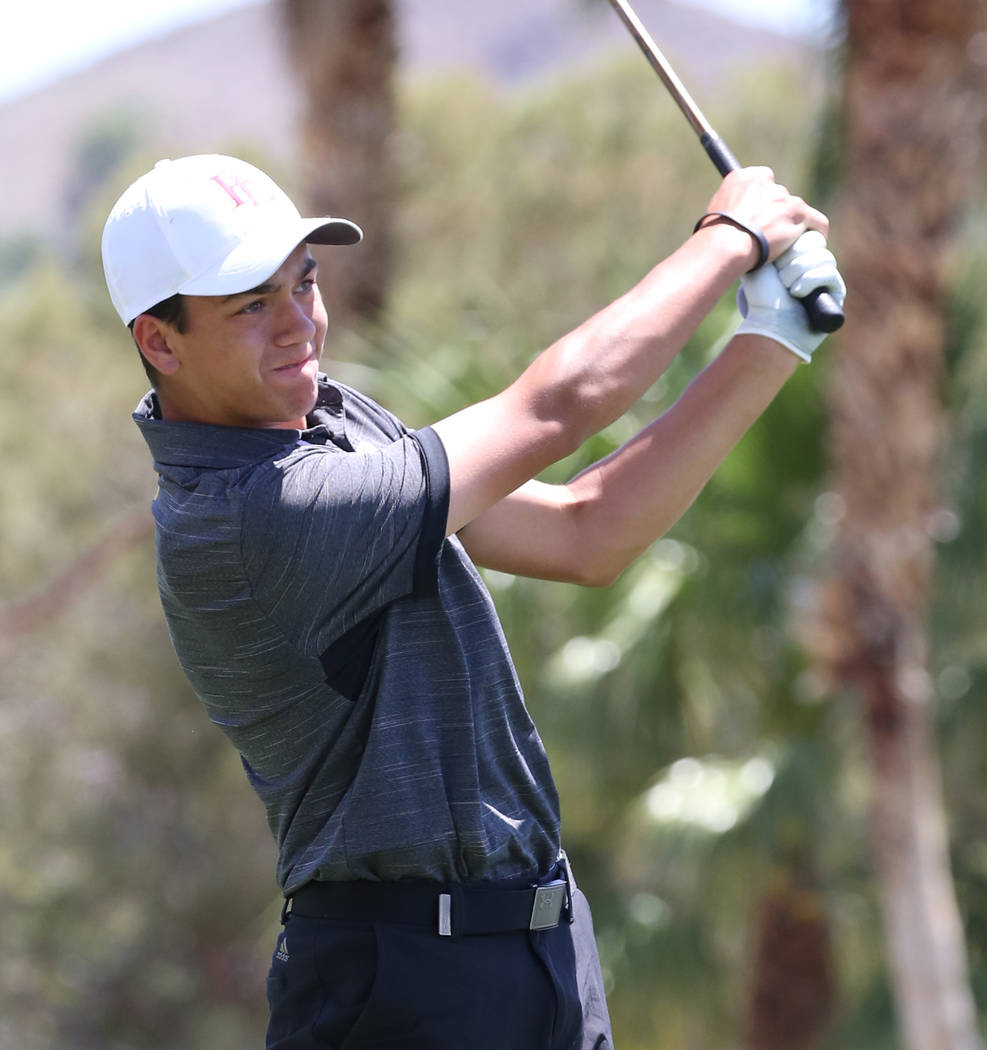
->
[[285, 870, 573, 938]]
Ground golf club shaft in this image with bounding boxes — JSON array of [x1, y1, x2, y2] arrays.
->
[[607, 0, 844, 333], [606, 0, 740, 176]]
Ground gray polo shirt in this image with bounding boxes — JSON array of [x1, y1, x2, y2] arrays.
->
[[134, 378, 560, 893]]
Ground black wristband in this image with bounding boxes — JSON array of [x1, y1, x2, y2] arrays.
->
[[693, 211, 770, 272]]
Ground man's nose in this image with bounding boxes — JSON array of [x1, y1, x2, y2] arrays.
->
[[275, 296, 316, 344]]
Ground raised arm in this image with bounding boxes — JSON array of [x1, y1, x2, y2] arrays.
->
[[430, 167, 828, 537], [457, 232, 846, 586], [457, 334, 794, 585]]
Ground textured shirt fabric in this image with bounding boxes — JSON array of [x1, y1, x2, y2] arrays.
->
[[134, 377, 561, 893]]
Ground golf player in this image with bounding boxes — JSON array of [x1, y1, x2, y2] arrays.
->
[[102, 153, 845, 1049]]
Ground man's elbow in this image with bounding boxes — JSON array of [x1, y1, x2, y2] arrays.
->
[[525, 356, 607, 458], [550, 484, 637, 588], [563, 547, 632, 589], [573, 565, 623, 588]]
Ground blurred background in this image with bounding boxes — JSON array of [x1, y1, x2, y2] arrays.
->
[[2, 1, 987, 1047]]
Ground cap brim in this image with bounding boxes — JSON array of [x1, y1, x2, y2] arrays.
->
[[178, 216, 363, 300], [306, 216, 363, 246]]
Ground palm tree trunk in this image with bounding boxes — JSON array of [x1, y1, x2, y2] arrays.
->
[[280, 0, 397, 320], [814, 3, 986, 1047], [743, 858, 834, 1050]]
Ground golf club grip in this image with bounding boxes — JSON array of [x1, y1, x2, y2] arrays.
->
[[801, 287, 845, 333], [700, 133, 741, 177], [700, 133, 844, 333]]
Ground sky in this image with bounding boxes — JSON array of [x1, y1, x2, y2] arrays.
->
[[1, 0, 835, 107]]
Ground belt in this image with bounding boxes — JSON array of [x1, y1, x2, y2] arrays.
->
[[285, 867, 573, 938]]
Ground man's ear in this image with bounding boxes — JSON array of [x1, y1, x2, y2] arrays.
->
[[133, 315, 182, 376]]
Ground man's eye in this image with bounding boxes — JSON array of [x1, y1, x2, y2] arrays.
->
[[239, 300, 264, 315], [298, 278, 316, 293]]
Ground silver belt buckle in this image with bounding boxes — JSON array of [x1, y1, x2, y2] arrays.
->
[[438, 893, 453, 937], [529, 879, 566, 931]]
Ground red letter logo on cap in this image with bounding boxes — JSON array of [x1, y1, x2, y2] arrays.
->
[[210, 174, 274, 208]]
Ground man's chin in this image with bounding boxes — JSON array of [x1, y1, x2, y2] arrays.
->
[[298, 377, 324, 426]]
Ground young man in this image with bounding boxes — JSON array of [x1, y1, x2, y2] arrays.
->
[[102, 153, 845, 1049]]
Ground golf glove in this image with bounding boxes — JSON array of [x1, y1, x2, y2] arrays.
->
[[736, 231, 847, 362]]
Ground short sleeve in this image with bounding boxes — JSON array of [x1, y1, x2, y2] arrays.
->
[[241, 427, 449, 654]]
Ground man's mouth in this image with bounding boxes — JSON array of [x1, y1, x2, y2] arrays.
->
[[272, 353, 316, 375]]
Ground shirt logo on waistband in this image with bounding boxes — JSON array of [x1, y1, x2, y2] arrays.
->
[[275, 935, 290, 963]]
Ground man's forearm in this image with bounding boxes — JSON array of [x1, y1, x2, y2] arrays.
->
[[565, 333, 798, 583], [520, 222, 756, 449]]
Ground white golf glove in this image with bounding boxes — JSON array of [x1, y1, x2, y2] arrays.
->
[[736, 231, 847, 362]]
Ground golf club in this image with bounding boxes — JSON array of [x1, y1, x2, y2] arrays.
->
[[606, 0, 845, 333]]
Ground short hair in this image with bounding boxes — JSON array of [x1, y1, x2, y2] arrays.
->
[[128, 293, 189, 386]]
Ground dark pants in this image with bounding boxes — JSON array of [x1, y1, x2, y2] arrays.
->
[[266, 887, 612, 1049]]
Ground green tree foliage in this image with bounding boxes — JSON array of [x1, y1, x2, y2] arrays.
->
[[3, 51, 986, 1050]]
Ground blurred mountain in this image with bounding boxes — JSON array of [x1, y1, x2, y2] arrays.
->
[[0, 0, 812, 241]]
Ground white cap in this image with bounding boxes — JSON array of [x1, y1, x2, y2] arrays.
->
[[101, 154, 363, 325]]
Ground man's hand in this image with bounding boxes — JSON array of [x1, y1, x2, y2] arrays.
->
[[702, 167, 831, 266], [736, 231, 847, 362]]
